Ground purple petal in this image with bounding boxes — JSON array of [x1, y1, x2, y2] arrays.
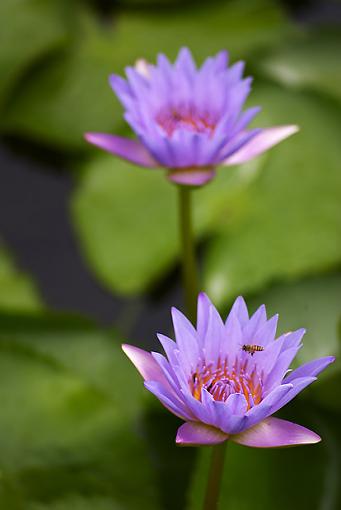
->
[[157, 333, 179, 367], [214, 393, 248, 434], [167, 168, 216, 186], [151, 351, 184, 400], [225, 296, 249, 327], [270, 376, 317, 415], [223, 125, 299, 166], [145, 380, 194, 421], [213, 50, 229, 72], [122, 344, 169, 385], [253, 314, 279, 347], [171, 307, 199, 370], [284, 356, 335, 383], [242, 304, 267, 341], [203, 302, 226, 362], [175, 47, 196, 77], [244, 383, 293, 430], [196, 292, 213, 340], [176, 421, 228, 446], [265, 346, 302, 391], [232, 417, 321, 448], [84, 133, 159, 167]]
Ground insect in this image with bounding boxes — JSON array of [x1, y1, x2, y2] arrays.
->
[[242, 344, 265, 356]]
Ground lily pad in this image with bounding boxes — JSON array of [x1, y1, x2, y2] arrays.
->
[[0, 0, 71, 112], [204, 84, 341, 304], [0, 314, 159, 509], [3, 0, 290, 150], [0, 248, 42, 312], [259, 32, 341, 104], [3, 17, 125, 150], [71, 154, 255, 295]]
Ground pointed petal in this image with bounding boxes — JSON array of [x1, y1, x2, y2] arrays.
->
[[244, 383, 293, 430], [232, 417, 321, 448], [203, 302, 226, 361], [214, 393, 248, 434], [175, 47, 196, 77], [176, 421, 228, 446], [196, 292, 213, 340], [213, 50, 229, 72], [122, 344, 168, 384], [171, 307, 199, 370], [225, 296, 249, 327], [167, 167, 216, 187], [157, 333, 179, 367], [84, 133, 159, 167], [265, 346, 301, 390], [284, 356, 335, 383], [145, 381, 193, 421], [223, 125, 299, 166], [270, 376, 317, 415], [243, 304, 267, 340]]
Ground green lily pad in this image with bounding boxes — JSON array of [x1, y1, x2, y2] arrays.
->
[[71, 153, 256, 295], [3, 0, 290, 150], [0, 248, 42, 312], [115, 0, 290, 63], [204, 84, 341, 304], [0, 0, 71, 112], [259, 32, 341, 104], [0, 314, 159, 509], [3, 16, 125, 150]]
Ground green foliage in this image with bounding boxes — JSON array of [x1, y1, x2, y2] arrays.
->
[[204, 84, 341, 303], [114, 0, 290, 63], [0, 314, 160, 509], [259, 31, 341, 104], [0, 0, 72, 111], [2, 3, 341, 508], [0, 248, 42, 312], [3, 16, 125, 150], [71, 154, 251, 294], [2, 0, 289, 149]]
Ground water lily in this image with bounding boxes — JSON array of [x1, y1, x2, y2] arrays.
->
[[85, 48, 298, 187], [123, 293, 334, 447]]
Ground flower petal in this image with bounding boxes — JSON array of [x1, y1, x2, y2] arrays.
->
[[122, 344, 168, 384], [145, 380, 194, 421], [270, 376, 317, 415], [176, 421, 228, 446], [225, 295, 249, 327], [232, 417, 321, 448], [196, 292, 213, 339], [171, 307, 199, 369], [284, 356, 335, 383], [223, 125, 299, 166], [167, 167, 216, 186], [84, 133, 159, 167]]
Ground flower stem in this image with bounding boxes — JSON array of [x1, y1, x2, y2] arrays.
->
[[203, 442, 227, 510], [178, 186, 199, 323]]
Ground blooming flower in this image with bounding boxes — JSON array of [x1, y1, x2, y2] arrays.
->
[[85, 48, 298, 187], [123, 294, 334, 447]]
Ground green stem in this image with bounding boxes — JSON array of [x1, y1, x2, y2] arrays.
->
[[178, 186, 199, 323], [203, 442, 227, 510]]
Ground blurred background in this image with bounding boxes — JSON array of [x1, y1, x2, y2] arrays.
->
[[0, 0, 341, 508]]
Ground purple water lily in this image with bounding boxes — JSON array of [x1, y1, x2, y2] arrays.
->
[[85, 48, 298, 187], [123, 294, 334, 447]]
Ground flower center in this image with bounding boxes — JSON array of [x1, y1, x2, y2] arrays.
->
[[156, 107, 215, 136], [190, 358, 263, 410]]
